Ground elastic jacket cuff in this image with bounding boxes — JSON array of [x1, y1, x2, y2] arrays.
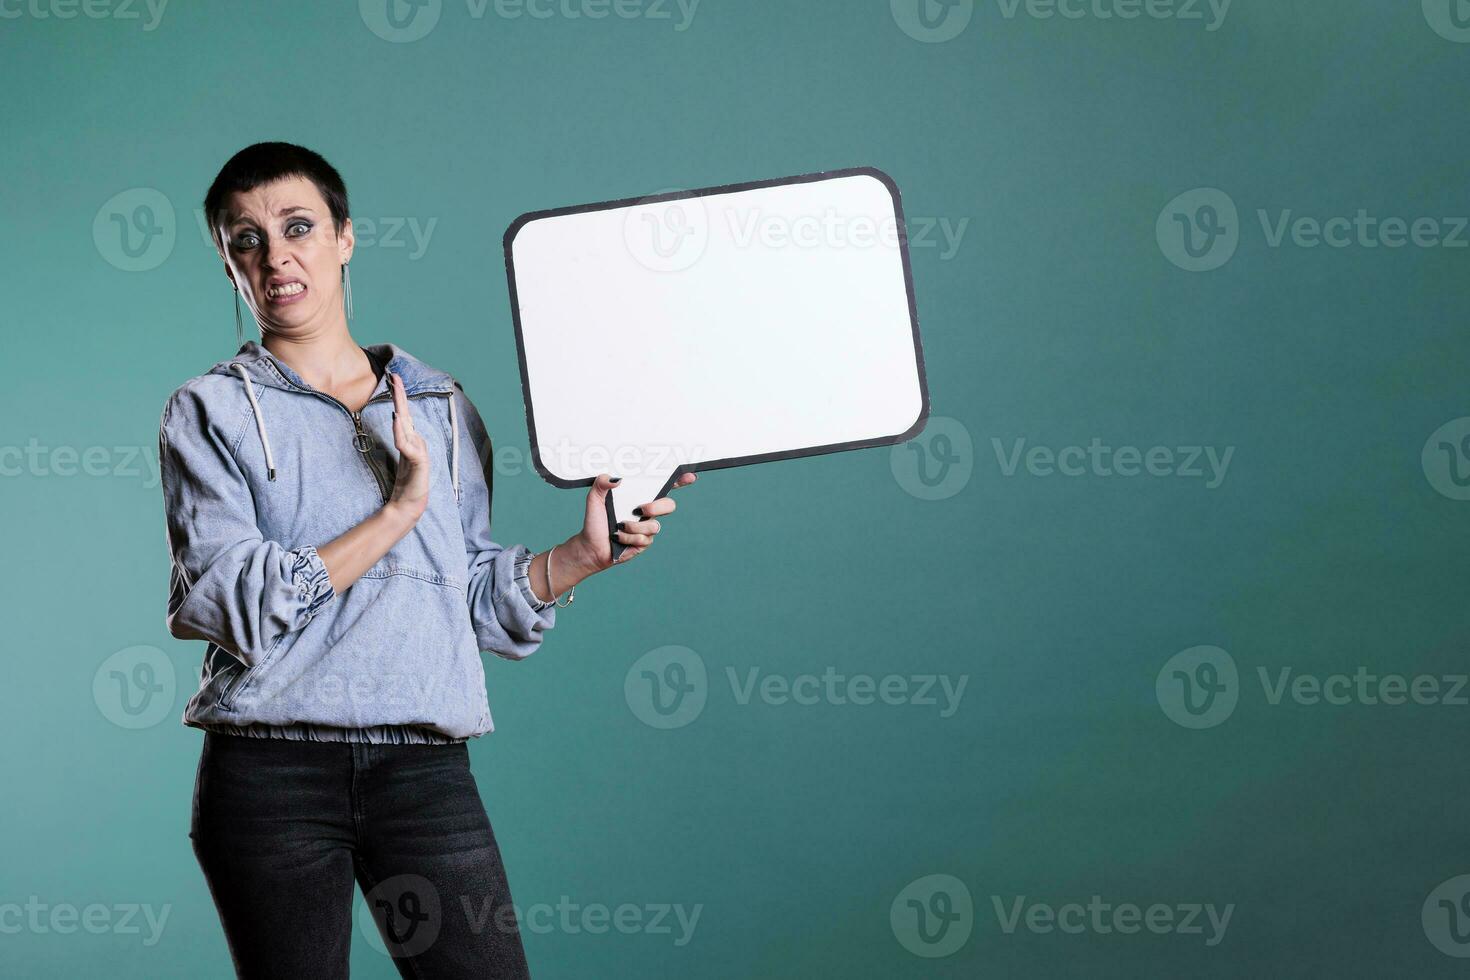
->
[[289, 545, 336, 618]]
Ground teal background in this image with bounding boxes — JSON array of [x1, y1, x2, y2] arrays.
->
[[3, 0, 1469, 976]]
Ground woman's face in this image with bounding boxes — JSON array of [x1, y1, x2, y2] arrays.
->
[[218, 175, 354, 337]]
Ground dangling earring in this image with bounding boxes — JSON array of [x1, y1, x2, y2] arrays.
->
[[342, 263, 354, 322], [234, 283, 244, 349]]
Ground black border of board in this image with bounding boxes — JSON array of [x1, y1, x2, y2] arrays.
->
[[501, 165, 931, 492]]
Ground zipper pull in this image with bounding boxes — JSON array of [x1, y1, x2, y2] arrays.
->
[[351, 410, 374, 454]]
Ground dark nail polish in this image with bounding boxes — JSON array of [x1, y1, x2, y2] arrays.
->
[[609, 476, 622, 484], [633, 507, 643, 518], [617, 521, 626, 531]]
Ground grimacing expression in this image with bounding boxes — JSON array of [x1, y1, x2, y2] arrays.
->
[[219, 175, 354, 334]]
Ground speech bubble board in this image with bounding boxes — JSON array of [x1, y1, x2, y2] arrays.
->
[[503, 167, 929, 558]]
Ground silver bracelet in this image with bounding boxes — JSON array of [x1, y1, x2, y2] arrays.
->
[[544, 545, 576, 608]]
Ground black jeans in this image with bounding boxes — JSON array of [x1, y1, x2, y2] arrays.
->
[[189, 732, 531, 979]]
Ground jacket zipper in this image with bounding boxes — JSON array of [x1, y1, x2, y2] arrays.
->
[[350, 409, 391, 503], [341, 390, 453, 504]]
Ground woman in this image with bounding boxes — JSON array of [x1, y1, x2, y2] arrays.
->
[[159, 141, 696, 979]]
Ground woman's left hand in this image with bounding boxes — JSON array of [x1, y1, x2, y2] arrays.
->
[[572, 471, 699, 572], [529, 472, 699, 603]]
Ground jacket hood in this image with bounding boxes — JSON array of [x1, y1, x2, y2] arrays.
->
[[208, 339, 458, 396], [205, 340, 464, 489]]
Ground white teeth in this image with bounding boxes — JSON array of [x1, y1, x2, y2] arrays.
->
[[268, 282, 305, 298]]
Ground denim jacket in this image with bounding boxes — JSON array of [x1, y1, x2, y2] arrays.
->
[[159, 339, 556, 745]]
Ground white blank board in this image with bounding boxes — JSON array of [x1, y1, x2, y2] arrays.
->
[[504, 168, 929, 533]]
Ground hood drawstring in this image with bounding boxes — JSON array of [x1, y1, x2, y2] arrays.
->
[[231, 358, 461, 500], [232, 362, 277, 481]]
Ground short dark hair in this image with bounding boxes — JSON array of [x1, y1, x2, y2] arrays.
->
[[202, 142, 350, 253]]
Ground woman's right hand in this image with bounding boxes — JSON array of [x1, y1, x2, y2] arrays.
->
[[385, 371, 431, 523]]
